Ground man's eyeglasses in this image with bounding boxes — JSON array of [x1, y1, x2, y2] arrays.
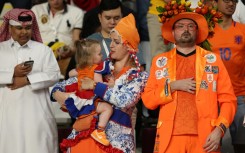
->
[[174, 23, 197, 31], [223, 0, 238, 3]]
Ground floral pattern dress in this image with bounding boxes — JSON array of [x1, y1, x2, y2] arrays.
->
[[51, 63, 148, 153]]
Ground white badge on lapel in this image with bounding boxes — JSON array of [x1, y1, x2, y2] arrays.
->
[[205, 53, 216, 63], [156, 57, 167, 68]]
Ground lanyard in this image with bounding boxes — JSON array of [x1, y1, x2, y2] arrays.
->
[[102, 39, 109, 57]]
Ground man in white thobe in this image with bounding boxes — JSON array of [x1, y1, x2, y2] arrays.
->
[[0, 9, 60, 153]]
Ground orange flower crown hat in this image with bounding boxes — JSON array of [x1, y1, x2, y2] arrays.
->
[[113, 13, 140, 52], [161, 12, 209, 44]]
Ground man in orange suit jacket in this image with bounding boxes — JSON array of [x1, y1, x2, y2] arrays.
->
[[142, 12, 237, 153]]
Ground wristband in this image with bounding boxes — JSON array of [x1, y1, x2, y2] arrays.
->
[[216, 123, 226, 136], [219, 123, 227, 134]]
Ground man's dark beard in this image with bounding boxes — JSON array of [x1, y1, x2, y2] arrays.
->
[[175, 31, 195, 47], [179, 31, 194, 43]]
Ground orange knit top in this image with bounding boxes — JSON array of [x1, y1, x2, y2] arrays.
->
[[172, 51, 198, 135]]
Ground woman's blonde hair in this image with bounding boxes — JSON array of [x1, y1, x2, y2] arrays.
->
[[75, 39, 100, 69]]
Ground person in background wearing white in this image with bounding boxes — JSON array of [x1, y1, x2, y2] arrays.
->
[[31, 0, 84, 76], [0, 9, 60, 153]]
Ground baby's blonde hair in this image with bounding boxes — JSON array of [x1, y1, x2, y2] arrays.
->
[[75, 39, 100, 69]]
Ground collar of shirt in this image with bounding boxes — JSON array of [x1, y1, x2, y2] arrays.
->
[[9, 38, 34, 49]]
